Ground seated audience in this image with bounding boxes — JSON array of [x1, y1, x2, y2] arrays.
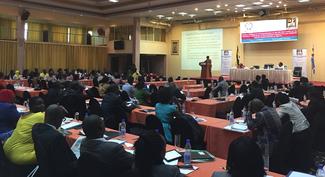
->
[[249, 81, 265, 103], [0, 89, 20, 141], [59, 81, 86, 120], [212, 136, 266, 177], [32, 105, 77, 177], [122, 77, 135, 98], [134, 79, 149, 105], [275, 92, 310, 133], [149, 84, 159, 107], [247, 99, 282, 156], [101, 84, 128, 129], [304, 87, 325, 122], [276, 62, 285, 70], [4, 97, 45, 165], [289, 81, 305, 101], [155, 87, 177, 144], [212, 76, 229, 97], [80, 115, 133, 177], [132, 131, 183, 177], [255, 75, 262, 85], [98, 76, 110, 97]]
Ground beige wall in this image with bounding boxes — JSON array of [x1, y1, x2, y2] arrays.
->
[[166, 10, 325, 81]]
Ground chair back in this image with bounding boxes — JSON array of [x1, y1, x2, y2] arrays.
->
[[232, 97, 243, 118], [88, 98, 103, 117], [228, 84, 235, 95], [239, 84, 248, 94], [23, 91, 31, 102], [265, 93, 276, 107], [78, 152, 107, 177]]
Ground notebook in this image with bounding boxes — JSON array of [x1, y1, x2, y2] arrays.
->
[[179, 150, 215, 162]]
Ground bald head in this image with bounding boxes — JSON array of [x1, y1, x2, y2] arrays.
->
[[45, 104, 67, 129], [82, 115, 105, 139], [248, 98, 265, 114]]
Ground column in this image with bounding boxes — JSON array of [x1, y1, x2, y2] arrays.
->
[[16, 15, 25, 72], [133, 17, 140, 70]]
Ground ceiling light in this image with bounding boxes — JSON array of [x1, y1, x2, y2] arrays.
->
[[194, 8, 198, 11], [243, 7, 253, 10], [276, 5, 280, 8], [227, 9, 230, 11], [269, 2, 273, 5], [205, 8, 215, 12], [261, 4, 270, 7], [172, 11, 175, 14], [284, 4, 287, 7], [225, 4, 228, 7], [298, 0, 310, 2], [109, 0, 119, 2], [166, 17, 173, 20], [260, 0, 264, 2], [217, 4, 221, 8], [253, 2, 263, 5], [235, 10, 238, 13], [236, 4, 246, 7], [189, 14, 196, 18], [242, 9, 246, 12], [178, 12, 187, 16], [278, 1, 282, 4], [156, 15, 164, 19], [214, 11, 222, 14]]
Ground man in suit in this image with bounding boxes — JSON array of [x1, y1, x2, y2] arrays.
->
[[32, 105, 77, 177], [79, 115, 133, 177]]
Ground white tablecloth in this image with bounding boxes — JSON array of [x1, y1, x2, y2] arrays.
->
[[229, 69, 292, 84]]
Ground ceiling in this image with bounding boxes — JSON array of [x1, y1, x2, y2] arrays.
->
[[0, 0, 325, 22]]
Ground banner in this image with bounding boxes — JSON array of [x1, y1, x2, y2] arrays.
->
[[221, 50, 232, 75], [292, 49, 307, 77]]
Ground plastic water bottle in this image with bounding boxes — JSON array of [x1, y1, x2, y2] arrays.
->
[[74, 112, 79, 120], [119, 119, 126, 139], [184, 139, 192, 167], [187, 88, 190, 98], [229, 111, 235, 125], [316, 164, 325, 177]]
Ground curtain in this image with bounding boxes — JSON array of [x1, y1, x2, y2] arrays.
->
[[0, 18, 16, 40], [70, 27, 83, 44], [24, 42, 107, 71], [27, 22, 42, 42], [52, 25, 68, 43], [0, 40, 17, 74]]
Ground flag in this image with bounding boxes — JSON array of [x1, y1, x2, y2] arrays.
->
[[311, 45, 315, 74], [236, 46, 240, 67]]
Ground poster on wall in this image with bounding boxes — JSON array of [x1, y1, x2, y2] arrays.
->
[[171, 40, 179, 55], [221, 50, 232, 75], [292, 49, 307, 77]]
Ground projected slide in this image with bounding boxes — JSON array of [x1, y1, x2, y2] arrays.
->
[[181, 29, 223, 71], [240, 18, 298, 43]]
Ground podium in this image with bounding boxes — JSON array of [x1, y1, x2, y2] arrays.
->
[[199, 60, 212, 78]]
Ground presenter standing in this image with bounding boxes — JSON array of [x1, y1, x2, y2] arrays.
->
[[200, 56, 212, 78]]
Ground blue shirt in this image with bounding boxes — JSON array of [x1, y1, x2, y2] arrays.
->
[[122, 83, 135, 98], [155, 103, 177, 143]]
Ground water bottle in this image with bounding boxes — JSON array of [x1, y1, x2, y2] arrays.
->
[[119, 119, 126, 139], [187, 88, 190, 98], [23, 101, 29, 110], [184, 139, 192, 167], [74, 112, 79, 120], [229, 111, 235, 125], [316, 164, 325, 177]]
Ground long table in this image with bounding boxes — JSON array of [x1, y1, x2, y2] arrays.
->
[[183, 88, 206, 98], [129, 105, 251, 159], [14, 86, 48, 97], [230, 68, 292, 84], [145, 80, 196, 88], [0, 79, 29, 87], [66, 128, 283, 177]]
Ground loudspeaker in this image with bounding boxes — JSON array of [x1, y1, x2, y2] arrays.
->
[[258, 9, 267, 17], [42, 30, 49, 42], [21, 9, 30, 21]]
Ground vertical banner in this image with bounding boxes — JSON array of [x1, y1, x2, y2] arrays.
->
[[221, 50, 232, 75], [292, 49, 307, 77]]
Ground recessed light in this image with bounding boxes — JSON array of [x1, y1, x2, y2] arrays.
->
[[189, 14, 196, 18], [172, 11, 175, 14], [205, 8, 215, 12], [276, 5, 280, 8], [194, 8, 198, 11], [109, 0, 119, 2], [284, 4, 287, 7], [243, 7, 253, 10], [214, 10, 222, 14], [260, 0, 264, 2], [166, 17, 173, 20], [278, 1, 282, 4], [253, 2, 263, 5], [156, 15, 164, 18], [242, 9, 246, 12], [269, 2, 273, 5], [217, 4, 221, 8], [235, 10, 238, 13], [298, 0, 310, 2], [236, 4, 246, 7], [178, 12, 187, 16], [227, 9, 230, 11], [225, 4, 228, 7]]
